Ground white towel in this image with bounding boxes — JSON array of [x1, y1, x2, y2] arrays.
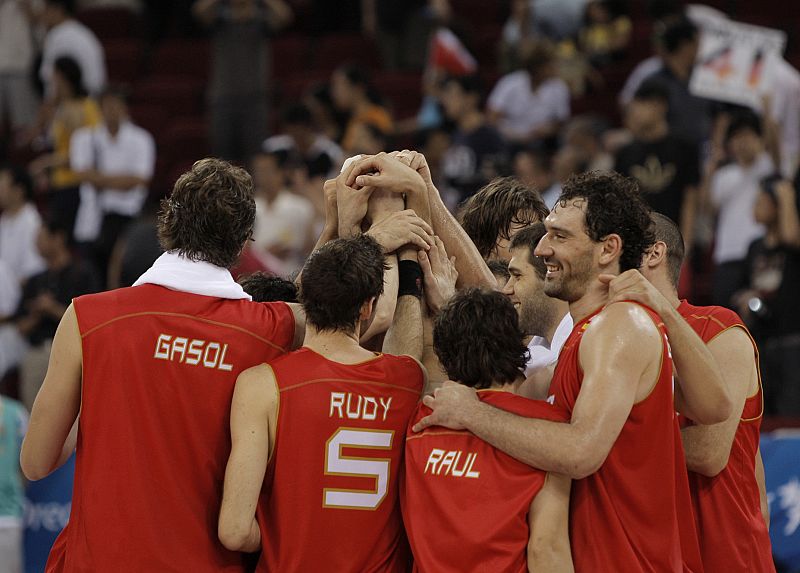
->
[[133, 251, 252, 301]]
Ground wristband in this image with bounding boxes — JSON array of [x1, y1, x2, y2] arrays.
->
[[398, 259, 423, 299]]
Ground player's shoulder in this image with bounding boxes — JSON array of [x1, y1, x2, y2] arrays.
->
[[678, 300, 745, 341], [479, 391, 569, 423], [591, 301, 662, 336]]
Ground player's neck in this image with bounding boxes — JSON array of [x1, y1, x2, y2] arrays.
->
[[545, 301, 570, 343], [569, 277, 609, 323], [491, 375, 526, 394], [303, 326, 377, 364]]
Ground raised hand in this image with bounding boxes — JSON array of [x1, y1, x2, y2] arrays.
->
[[366, 209, 434, 253], [419, 236, 457, 314], [345, 152, 426, 196]]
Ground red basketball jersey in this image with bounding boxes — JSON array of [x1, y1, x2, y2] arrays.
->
[[550, 303, 696, 572], [401, 391, 569, 573], [678, 301, 774, 572], [46, 284, 295, 572], [257, 347, 424, 573]]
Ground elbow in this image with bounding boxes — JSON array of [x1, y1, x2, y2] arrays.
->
[[688, 453, 728, 478], [218, 522, 253, 552], [564, 443, 605, 480], [528, 537, 573, 571], [693, 399, 734, 426], [20, 454, 52, 482]]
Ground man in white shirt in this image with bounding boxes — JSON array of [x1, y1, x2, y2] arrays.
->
[[0, 165, 46, 283], [71, 87, 155, 278], [710, 110, 773, 308], [487, 41, 570, 145], [503, 222, 572, 398], [39, 0, 106, 97]]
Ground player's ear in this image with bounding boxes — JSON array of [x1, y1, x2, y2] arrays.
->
[[646, 241, 668, 269], [359, 297, 377, 322], [598, 233, 622, 268]]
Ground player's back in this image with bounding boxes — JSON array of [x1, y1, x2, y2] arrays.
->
[[47, 284, 295, 573], [258, 347, 424, 573], [678, 301, 774, 572], [402, 391, 568, 573], [551, 303, 692, 572]]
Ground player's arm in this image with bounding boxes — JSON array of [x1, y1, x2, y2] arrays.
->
[[20, 303, 82, 480], [755, 446, 770, 529], [680, 327, 757, 477], [284, 303, 306, 350], [527, 473, 574, 572], [602, 270, 733, 424], [383, 247, 423, 361], [218, 364, 278, 552], [415, 303, 657, 478]]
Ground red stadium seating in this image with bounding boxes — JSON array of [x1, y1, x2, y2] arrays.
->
[[310, 34, 381, 72], [132, 76, 205, 117], [373, 72, 422, 119], [103, 39, 141, 85], [272, 35, 311, 78], [150, 40, 210, 81], [77, 7, 139, 40]]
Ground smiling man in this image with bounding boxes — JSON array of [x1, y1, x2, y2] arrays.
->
[[415, 171, 707, 571]]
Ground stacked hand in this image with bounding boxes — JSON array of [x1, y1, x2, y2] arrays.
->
[[419, 236, 457, 314]]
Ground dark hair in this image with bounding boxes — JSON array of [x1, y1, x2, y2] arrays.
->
[[459, 177, 550, 259], [54, 56, 87, 97], [299, 235, 388, 333], [487, 259, 510, 282], [0, 163, 34, 201], [443, 74, 483, 97], [157, 158, 256, 269], [725, 109, 762, 142], [633, 78, 670, 105], [239, 272, 298, 303], [657, 15, 698, 54], [557, 171, 654, 272], [509, 223, 548, 280], [434, 288, 529, 389], [650, 212, 684, 287], [41, 217, 71, 242]]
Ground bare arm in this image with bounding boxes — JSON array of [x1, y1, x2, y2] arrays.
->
[[681, 327, 757, 477], [20, 304, 82, 480], [414, 303, 660, 479], [527, 474, 574, 572], [755, 446, 770, 529], [603, 269, 733, 424], [218, 364, 278, 552], [382, 247, 423, 361]]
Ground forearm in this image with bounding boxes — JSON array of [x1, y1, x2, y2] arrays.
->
[[382, 249, 422, 359], [94, 174, 149, 190], [661, 304, 731, 424], [528, 542, 574, 573], [427, 184, 494, 289], [680, 424, 729, 476]]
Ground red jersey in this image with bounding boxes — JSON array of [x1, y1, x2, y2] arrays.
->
[[678, 301, 774, 572], [46, 284, 295, 573], [257, 348, 424, 573], [550, 303, 696, 572], [401, 391, 569, 573]]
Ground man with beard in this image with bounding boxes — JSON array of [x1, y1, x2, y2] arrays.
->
[[414, 172, 732, 571], [504, 222, 571, 395]]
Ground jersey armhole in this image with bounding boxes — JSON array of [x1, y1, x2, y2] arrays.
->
[[265, 364, 282, 467]]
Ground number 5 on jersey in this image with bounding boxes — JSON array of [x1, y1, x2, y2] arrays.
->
[[323, 428, 394, 510]]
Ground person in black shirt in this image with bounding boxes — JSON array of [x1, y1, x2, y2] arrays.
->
[[735, 175, 800, 416], [615, 79, 699, 253], [440, 75, 507, 202], [15, 218, 99, 410]]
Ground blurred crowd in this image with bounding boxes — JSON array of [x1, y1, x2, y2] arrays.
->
[[1, 1, 800, 560]]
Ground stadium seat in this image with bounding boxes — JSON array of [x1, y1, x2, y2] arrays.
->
[[103, 39, 141, 85], [77, 7, 139, 39], [150, 40, 210, 81], [310, 34, 381, 72], [132, 76, 206, 117], [129, 103, 168, 142], [160, 118, 209, 167]]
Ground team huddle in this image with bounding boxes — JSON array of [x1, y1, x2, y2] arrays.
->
[[20, 152, 773, 572]]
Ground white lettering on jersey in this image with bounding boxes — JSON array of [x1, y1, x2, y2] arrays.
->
[[329, 392, 392, 421], [153, 333, 233, 371], [423, 448, 480, 478]]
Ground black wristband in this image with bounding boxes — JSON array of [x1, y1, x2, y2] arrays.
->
[[398, 259, 423, 299]]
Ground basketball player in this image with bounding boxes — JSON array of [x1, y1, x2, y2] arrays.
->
[[402, 288, 573, 572], [414, 172, 706, 571], [20, 159, 305, 571], [603, 212, 774, 572], [218, 235, 425, 572]]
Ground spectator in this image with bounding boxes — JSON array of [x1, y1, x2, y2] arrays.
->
[[16, 218, 100, 411], [499, 0, 554, 71], [0, 261, 25, 380], [250, 151, 315, 273], [70, 86, 156, 280], [331, 64, 393, 153], [440, 75, 507, 202], [362, 0, 426, 70], [0, 394, 28, 573], [487, 40, 570, 145], [238, 271, 298, 303], [638, 15, 712, 147], [193, 0, 293, 164], [348, 122, 390, 156], [709, 110, 774, 308], [531, 0, 589, 40], [735, 176, 800, 416], [38, 0, 107, 97], [0, 0, 39, 138], [0, 164, 46, 283], [106, 199, 162, 289], [29, 57, 101, 239], [263, 104, 343, 179], [615, 80, 700, 253], [563, 115, 613, 172], [578, 0, 631, 67]]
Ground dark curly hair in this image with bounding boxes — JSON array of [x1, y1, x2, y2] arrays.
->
[[239, 272, 298, 303], [557, 171, 654, 272], [459, 177, 549, 259], [299, 235, 389, 333], [157, 158, 256, 269], [434, 288, 529, 389]]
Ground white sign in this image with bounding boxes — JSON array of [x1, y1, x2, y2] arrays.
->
[[689, 16, 786, 107]]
